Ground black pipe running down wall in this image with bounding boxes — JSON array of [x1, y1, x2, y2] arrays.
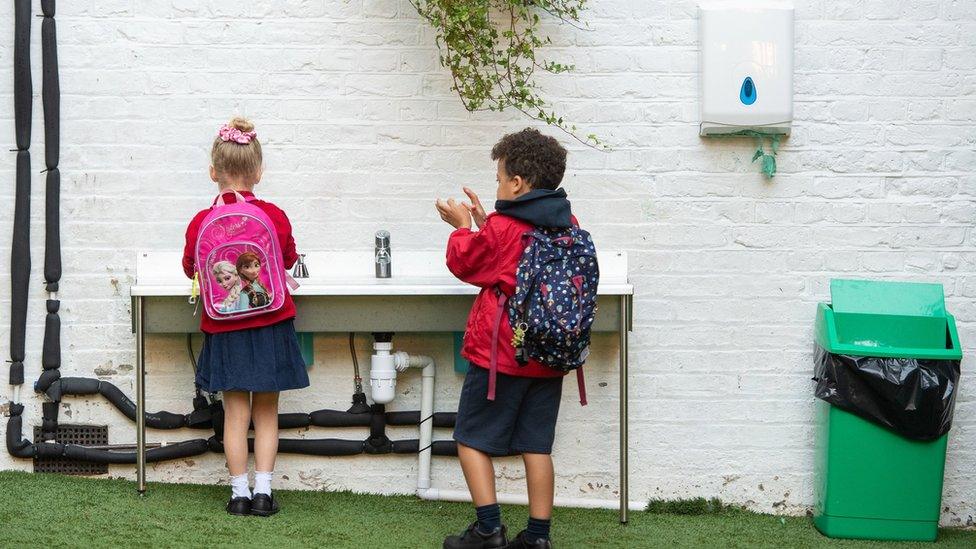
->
[[38, 0, 62, 399], [6, 0, 33, 452], [39, 299, 62, 391], [9, 1, 32, 381], [13, 0, 31, 149], [41, 6, 60, 175], [9, 151, 30, 387]]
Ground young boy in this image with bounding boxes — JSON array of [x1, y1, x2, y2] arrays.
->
[[435, 128, 575, 549]]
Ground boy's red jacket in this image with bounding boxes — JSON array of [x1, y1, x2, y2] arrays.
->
[[182, 191, 299, 334], [447, 212, 570, 379]]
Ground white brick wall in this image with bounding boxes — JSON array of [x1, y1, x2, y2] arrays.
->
[[1, 1, 974, 526]]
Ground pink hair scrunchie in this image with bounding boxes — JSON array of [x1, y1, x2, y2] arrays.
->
[[218, 124, 257, 144]]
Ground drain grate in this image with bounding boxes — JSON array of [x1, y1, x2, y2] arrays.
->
[[33, 424, 109, 475]]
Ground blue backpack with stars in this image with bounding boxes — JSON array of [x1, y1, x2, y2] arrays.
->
[[505, 225, 599, 403]]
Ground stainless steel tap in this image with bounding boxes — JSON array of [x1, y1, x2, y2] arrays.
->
[[375, 231, 391, 278], [292, 253, 309, 278]]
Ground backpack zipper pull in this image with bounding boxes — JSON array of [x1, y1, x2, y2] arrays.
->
[[189, 272, 200, 315], [511, 321, 529, 365], [511, 322, 527, 348]]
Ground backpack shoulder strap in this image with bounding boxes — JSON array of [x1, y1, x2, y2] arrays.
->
[[213, 191, 255, 207], [487, 288, 508, 401], [576, 367, 587, 406]]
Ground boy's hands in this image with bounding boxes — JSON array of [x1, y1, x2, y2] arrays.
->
[[435, 198, 472, 229], [436, 188, 488, 230], [462, 187, 487, 229]]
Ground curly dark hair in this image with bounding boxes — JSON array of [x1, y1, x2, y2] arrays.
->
[[491, 128, 567, 191]]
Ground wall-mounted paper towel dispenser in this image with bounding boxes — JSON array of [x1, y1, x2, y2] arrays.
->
[[699, 1, 794, 135]]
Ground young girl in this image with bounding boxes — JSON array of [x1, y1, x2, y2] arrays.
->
[[212, 260, 250, 312], [236, 252, 270, 308], [182, 117, 309, 517]]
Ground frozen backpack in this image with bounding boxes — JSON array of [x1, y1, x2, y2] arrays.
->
[[193, 192, 288, 321], [489, 225, 599, 405]]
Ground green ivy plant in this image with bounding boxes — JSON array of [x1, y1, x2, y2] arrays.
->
[[410, 0, 600, 147], [751, 133, 780, 179], [708, 130, 782, 179]]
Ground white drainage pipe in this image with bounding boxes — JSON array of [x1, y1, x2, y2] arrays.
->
[[393, 353, 436, 497], [369, 341, 396, 404], [368, 345, 438, 496]]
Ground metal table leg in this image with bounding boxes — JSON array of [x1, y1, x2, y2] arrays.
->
[[619, 294, 630, 524], [135, 295, 146, 494]]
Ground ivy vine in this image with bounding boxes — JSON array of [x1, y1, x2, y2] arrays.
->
[[410, 0, 600, 147]]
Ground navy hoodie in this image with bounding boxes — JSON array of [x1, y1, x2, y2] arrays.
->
[[494, 188, 573, 228]]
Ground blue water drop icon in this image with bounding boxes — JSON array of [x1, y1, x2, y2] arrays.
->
[[740, 76, 757, 105]]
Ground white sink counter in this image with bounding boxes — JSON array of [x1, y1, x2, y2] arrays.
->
[[131, 251, 633, 297]]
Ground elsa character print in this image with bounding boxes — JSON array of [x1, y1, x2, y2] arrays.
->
[[212, 260, 250, 313], [236, 252, 270, 308]]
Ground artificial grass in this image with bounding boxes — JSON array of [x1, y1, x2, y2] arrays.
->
[[0, 470, 973, 548]]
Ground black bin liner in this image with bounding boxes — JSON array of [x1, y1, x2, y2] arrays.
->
[[814, 345, 961, 441]]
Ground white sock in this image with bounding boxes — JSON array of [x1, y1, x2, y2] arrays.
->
[[230, 473, 251, 499], [254, 471, 273, 496]]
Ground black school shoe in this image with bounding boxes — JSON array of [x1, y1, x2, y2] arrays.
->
[[250, 493, 279, 517], [443, 522, 508, 549], [226, 496, 251, 516], [504, 531, 552, 549]]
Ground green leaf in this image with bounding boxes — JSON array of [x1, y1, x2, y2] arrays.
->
[[762, 155, 776, 178]]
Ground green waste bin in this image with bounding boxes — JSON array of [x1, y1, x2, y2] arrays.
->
[[813, 279, 962, 542]]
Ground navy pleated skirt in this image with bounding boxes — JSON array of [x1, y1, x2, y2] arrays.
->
[[196, 319, 310, 393]]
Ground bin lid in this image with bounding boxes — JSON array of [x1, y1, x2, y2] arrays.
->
[[830, 279, 946, 318], [827, 279, 952, 352]]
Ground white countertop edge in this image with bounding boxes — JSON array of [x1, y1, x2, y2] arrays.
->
[[130, 283, 635, 297]]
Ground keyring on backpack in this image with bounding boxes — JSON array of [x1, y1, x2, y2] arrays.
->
[[188, 272, 199, 305]]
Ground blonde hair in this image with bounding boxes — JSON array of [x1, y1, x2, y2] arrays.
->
[[212, 260, 237, 278], [211, 117, 263, 182]]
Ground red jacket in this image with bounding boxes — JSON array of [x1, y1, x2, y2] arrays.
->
[[182, 191, 299, 334], [447, 212, 566, 379]]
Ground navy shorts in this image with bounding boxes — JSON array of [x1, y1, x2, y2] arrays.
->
[[453, 365, 564, 456]]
